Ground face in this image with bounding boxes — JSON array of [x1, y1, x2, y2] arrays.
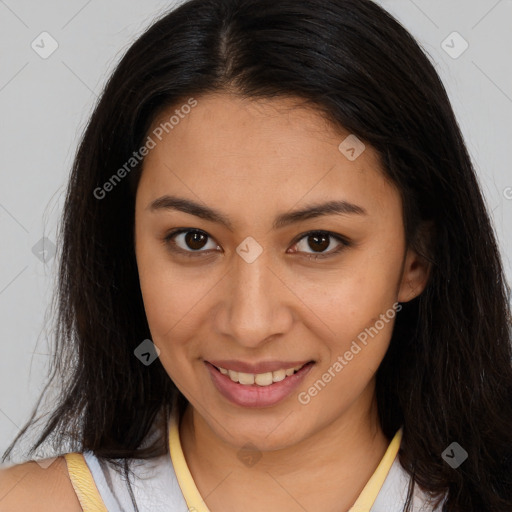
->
[[134, 92, 429, 451]]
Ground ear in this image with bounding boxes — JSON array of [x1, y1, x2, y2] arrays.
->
[[397, 222, 433, 303]]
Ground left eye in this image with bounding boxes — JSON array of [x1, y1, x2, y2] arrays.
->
[[163, 229, 349, 260], [291, 231, 348, 259]]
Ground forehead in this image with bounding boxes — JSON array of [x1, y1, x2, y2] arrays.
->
[[138, 93, 399, 220], [149, 93, 349, 159]]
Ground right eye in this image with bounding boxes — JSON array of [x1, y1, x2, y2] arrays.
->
[[162, 229, 221, 257]]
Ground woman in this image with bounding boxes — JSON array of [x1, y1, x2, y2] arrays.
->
[[1, 0, 511, 510]]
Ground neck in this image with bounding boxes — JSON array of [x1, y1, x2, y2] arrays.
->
[[179, 382, 390, 512]]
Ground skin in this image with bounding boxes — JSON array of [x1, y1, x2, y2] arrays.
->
[[134, 92, 430, 512]]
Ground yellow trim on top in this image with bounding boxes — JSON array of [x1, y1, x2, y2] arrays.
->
[[169, 411, 212, 512], [64, 453, 108, 512], [170, 407, 402, 512], [348, 428, 403, 512]]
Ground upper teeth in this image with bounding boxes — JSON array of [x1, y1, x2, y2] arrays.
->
[[217, 364, 304, 386]]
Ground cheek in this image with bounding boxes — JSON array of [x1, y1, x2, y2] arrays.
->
[[135, 238, 215, 354], [301, 254, 401, 332], [298, 273, 399, 410], [136, 242, 170, 335], [136, 236, 187, 341], [295, 245, 402, 371], [135, 246, 200, 385]]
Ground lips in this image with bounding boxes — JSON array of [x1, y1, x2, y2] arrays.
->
[[205, 360, 315, 408]]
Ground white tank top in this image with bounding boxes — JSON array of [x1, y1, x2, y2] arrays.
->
[[79, 452, 444, 511]]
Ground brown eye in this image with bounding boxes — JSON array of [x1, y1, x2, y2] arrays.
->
[[292, 231, 348, 259], [163, 229, 219, 256], [183, 231, 209, 250], [306, 233, 330, 252]]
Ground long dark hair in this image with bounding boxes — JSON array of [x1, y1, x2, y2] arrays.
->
[[3, 0, 512, 510]]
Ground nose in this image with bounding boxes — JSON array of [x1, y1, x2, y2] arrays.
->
[[215, 246, 294, 349]]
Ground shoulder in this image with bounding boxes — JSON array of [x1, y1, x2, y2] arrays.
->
[[0, 456, 82, 512]]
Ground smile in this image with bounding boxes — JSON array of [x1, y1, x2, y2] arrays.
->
[[213, 363, 307, 386], [205, 360, 315, 408]]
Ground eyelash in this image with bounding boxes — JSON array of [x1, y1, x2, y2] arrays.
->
[[161, 229, 351, 261]]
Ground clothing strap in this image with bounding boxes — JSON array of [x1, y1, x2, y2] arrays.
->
[[64, 452, 109, 512]]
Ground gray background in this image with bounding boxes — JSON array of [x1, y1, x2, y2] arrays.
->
[[1, 0, 511, 463]]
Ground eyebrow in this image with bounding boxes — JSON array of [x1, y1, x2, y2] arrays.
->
[[147, 194, 367, 231]]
